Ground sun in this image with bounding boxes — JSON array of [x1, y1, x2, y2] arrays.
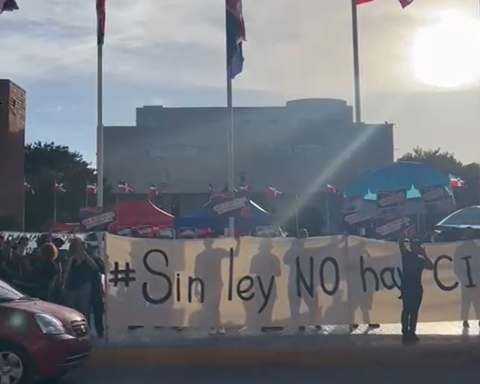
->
[[412, 12, 480, 89]]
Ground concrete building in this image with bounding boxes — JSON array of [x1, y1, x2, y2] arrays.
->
[[104, 98, 394, 233], [0, 80, 26, 230]]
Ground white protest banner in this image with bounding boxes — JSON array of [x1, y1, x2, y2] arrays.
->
[[104, 234, 480, 328], [348, 237, 480, 324], [104, 235, 348, 329]]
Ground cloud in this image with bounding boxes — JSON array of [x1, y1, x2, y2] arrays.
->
[[1, 0, 475, 93], [2, 0, 480, 164]]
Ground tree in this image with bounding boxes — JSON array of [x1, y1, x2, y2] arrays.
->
[[399, 147, 479, 208], [25, 142, 96, 231]]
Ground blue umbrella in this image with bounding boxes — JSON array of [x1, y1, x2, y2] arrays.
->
[[437, 206, 480, 229], [344, 161, 452, 200]]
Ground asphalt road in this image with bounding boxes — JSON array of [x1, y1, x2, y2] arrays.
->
[[69, 366, 480, 384]]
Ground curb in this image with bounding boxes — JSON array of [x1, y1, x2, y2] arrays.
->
[[87, 344, 480, 367]]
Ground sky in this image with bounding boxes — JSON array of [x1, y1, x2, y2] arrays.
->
[[1, 0, 479, 165]]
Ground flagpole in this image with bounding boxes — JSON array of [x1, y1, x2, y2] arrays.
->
[[326, 192, 331, 235], [294, 194, 300, 238], [53, 184, 57, 224], [115, 192, 119, 230], [96, 41, 104, 208], [351, 0, 362, 123], [22, 194, 26, 232], [226, 3, 235, 237]]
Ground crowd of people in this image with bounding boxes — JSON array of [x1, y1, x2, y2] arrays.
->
[[0, 232, 105, 338]]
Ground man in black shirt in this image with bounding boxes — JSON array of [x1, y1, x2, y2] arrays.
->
[[398, 237, 433, 344]]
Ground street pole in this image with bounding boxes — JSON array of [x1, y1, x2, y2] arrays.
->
[[351, 0, 362, 123], [226, 3, 235, 237], [53, 187, 57, 224], [96, 42, 104, 208]]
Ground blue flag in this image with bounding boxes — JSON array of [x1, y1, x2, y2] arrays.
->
[[226, 0, 246, 79], [0, 0, 19, 14]]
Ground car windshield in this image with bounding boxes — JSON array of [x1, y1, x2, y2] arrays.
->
[[0, 279, 25, 301]]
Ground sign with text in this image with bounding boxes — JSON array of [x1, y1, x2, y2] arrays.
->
[[377, 190, 406, 209], [105, 235, 480, 328]]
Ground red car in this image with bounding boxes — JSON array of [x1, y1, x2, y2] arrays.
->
[[0, 279, 92, 383]]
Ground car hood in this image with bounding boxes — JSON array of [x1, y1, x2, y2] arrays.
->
[[2, 299, 84, 323]]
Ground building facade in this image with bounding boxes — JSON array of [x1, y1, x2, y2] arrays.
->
[[104, 98, 394, 231], [0, 80, 26, 230]]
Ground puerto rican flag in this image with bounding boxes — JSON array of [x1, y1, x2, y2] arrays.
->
[[0, 0, 19, 14], [54, 182, 67, 193], [117, 181, 134, 194], [266, 186, 281, 200], [86, 183, 98, 195], [449, 175, 465, 188]]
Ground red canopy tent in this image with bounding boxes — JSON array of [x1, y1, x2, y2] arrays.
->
[[108, 200, 174, 233], [50, 201, 174, 236]]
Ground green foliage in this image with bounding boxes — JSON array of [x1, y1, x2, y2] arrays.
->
[[399, 147, 479, 208], [25, 142, 96, 231]]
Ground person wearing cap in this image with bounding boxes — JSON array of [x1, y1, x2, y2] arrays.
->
[[398, 234, 433, 344]]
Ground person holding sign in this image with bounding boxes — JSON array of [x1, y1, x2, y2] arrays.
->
[[398, 234, 433, 344]]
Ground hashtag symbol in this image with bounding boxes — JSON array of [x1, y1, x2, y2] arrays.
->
[[108, 261, 136, 287]]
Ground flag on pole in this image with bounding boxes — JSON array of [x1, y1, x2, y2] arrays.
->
[[399, 0, 413, 8], [449, 175, 465, 188], [226, 0, 246, 79], [327, 184, 344, 196], [209, 183, 216, 197], [24, 180, 34, 195], [117, 181, 133, 194], [239, 184, 251, 195], [86, 183, 98, 195], [149, 184, 159, 197], [54, 182, 67, 193], [356, 0, 413, 8], [0, 0, 19, 14], [266, 186, 281, 200], [96, 0, 106, 46]]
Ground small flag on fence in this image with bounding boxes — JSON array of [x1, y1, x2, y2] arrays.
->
[[54, 182, 67, 193], [24, 180, 34, 195], [149, 184, 159, 197], [117, 181, 134, 194], [86, 183, 98, 195], [266, 186, 281, 200], [449, 175, 465, 188]]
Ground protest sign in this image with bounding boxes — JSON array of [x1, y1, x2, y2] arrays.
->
[[104, 235, 480, 328]]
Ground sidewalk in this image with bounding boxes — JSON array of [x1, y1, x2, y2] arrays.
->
[[87, 322, 480, 367]]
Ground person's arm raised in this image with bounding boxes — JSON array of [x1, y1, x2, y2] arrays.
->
[[418, 246, 434, 270]]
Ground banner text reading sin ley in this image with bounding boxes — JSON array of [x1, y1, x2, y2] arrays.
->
[[112, 244, 478, 308], [105, 236, 480, 326]]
